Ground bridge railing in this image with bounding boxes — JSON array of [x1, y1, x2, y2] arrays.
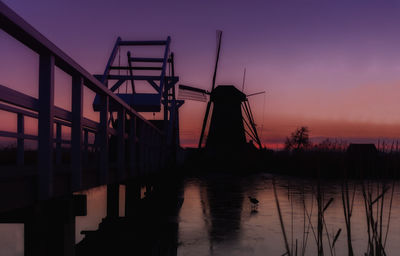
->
[[0, 1, 164, 202]]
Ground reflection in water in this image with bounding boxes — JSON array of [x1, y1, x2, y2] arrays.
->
[[0, 224, 23, 256], [0, 174, 399, 255], [178, 174, 400, 256], [76, 180, 184, 256], [75, 186, 107, 243], [200, 174, 245, 253]]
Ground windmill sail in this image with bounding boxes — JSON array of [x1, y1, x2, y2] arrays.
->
[[199, 30, 223, 148], [241, 99, 263, 148], [178, 84, 208, 102]]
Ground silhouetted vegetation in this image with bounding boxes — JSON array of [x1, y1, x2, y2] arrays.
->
[[273, 178, 396, 256], [270, 128, 400, 178], [285, 126, 311, 151]]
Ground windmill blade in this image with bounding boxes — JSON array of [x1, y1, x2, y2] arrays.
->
[[242, 100, 263, 149], [198, 30, 223, 148], [247, 91, 265, 97], [241, 68, 246, 92], [178, 84, 209, 102], [198, 101, 212, 148], [211, 30, 223, 91], [179, 84, 209, 94]]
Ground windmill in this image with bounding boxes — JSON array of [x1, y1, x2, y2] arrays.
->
[[179, 31, 263, 154]]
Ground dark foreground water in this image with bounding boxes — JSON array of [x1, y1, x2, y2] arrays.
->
[[1, 173, 400, 255], [178, 174, 400, 256]]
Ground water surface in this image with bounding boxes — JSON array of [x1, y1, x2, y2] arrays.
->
[[178, 173, 400, 256], [1, 172, 399, 255]]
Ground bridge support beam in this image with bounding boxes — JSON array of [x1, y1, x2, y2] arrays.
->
[[125, 180, 141, 217], [106, 183, 119, 219], [38, 53, 55, 200], [24, 196, 79, 256]]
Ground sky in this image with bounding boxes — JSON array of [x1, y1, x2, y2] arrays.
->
[[2, 0, 400, 148]]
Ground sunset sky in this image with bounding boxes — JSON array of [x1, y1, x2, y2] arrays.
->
[[2, 0, 400, 148]]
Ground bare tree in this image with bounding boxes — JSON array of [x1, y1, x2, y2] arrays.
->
[[285, 126, 310, 151]]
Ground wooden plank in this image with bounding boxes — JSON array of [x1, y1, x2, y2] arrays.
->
[[159, 36, 171, 95], [129, 57, 164, 62], [106, 75, 162, 81], [82, 118, 99, 131], [0, 101, 37, 118], [110, 66, 162, 71], [54, 106, 72, 122], [101, 37, 121, 84], [119, 40, 167, 46], [0, 131, 37, 140], [0, 84, 39, 111]]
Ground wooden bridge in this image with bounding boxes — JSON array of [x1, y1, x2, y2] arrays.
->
[[0, 2, 184, 255]]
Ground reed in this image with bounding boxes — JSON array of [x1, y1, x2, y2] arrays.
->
[[275, 176, 395, 256], [273, 178, 291, 256], [274, 178, 342, 256], [360, 180, 394, 256], [341, 179, 355, 256]]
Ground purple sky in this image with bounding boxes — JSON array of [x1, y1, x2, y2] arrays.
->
[[2, 0, 400, 147]]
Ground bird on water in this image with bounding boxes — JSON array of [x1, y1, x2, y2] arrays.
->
[[248, 196, 259, 210]]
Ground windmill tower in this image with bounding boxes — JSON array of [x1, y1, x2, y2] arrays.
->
[[206, 85, 247, 151], [179, 31, 263, 157]]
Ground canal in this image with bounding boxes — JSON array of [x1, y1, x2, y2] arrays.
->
[[1, 172, 400, 255]]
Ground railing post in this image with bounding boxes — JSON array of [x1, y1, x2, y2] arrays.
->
[[99, 95, 109, 184], [161, 132, 166, 168], [129, 116, 136, 177], [148, 129, 152, 172], [150, 129, 156, 173], [56, 123, 62, 165], [71, 75, 83, 191], [38, 53, 55, 199], [144, 125, 149, 175], [139, 121, 145, 175], [17, 113, 24, 166], [158, 133, 162, 170], [155, 130, 160, 172], [84, 129, 89, 166], [117, 108, 125, 180]]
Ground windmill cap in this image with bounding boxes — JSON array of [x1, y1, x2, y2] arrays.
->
[[211, 85, 246, 102]]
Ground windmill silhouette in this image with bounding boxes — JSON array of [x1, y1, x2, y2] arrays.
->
[[179, 31, 263, 156]]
